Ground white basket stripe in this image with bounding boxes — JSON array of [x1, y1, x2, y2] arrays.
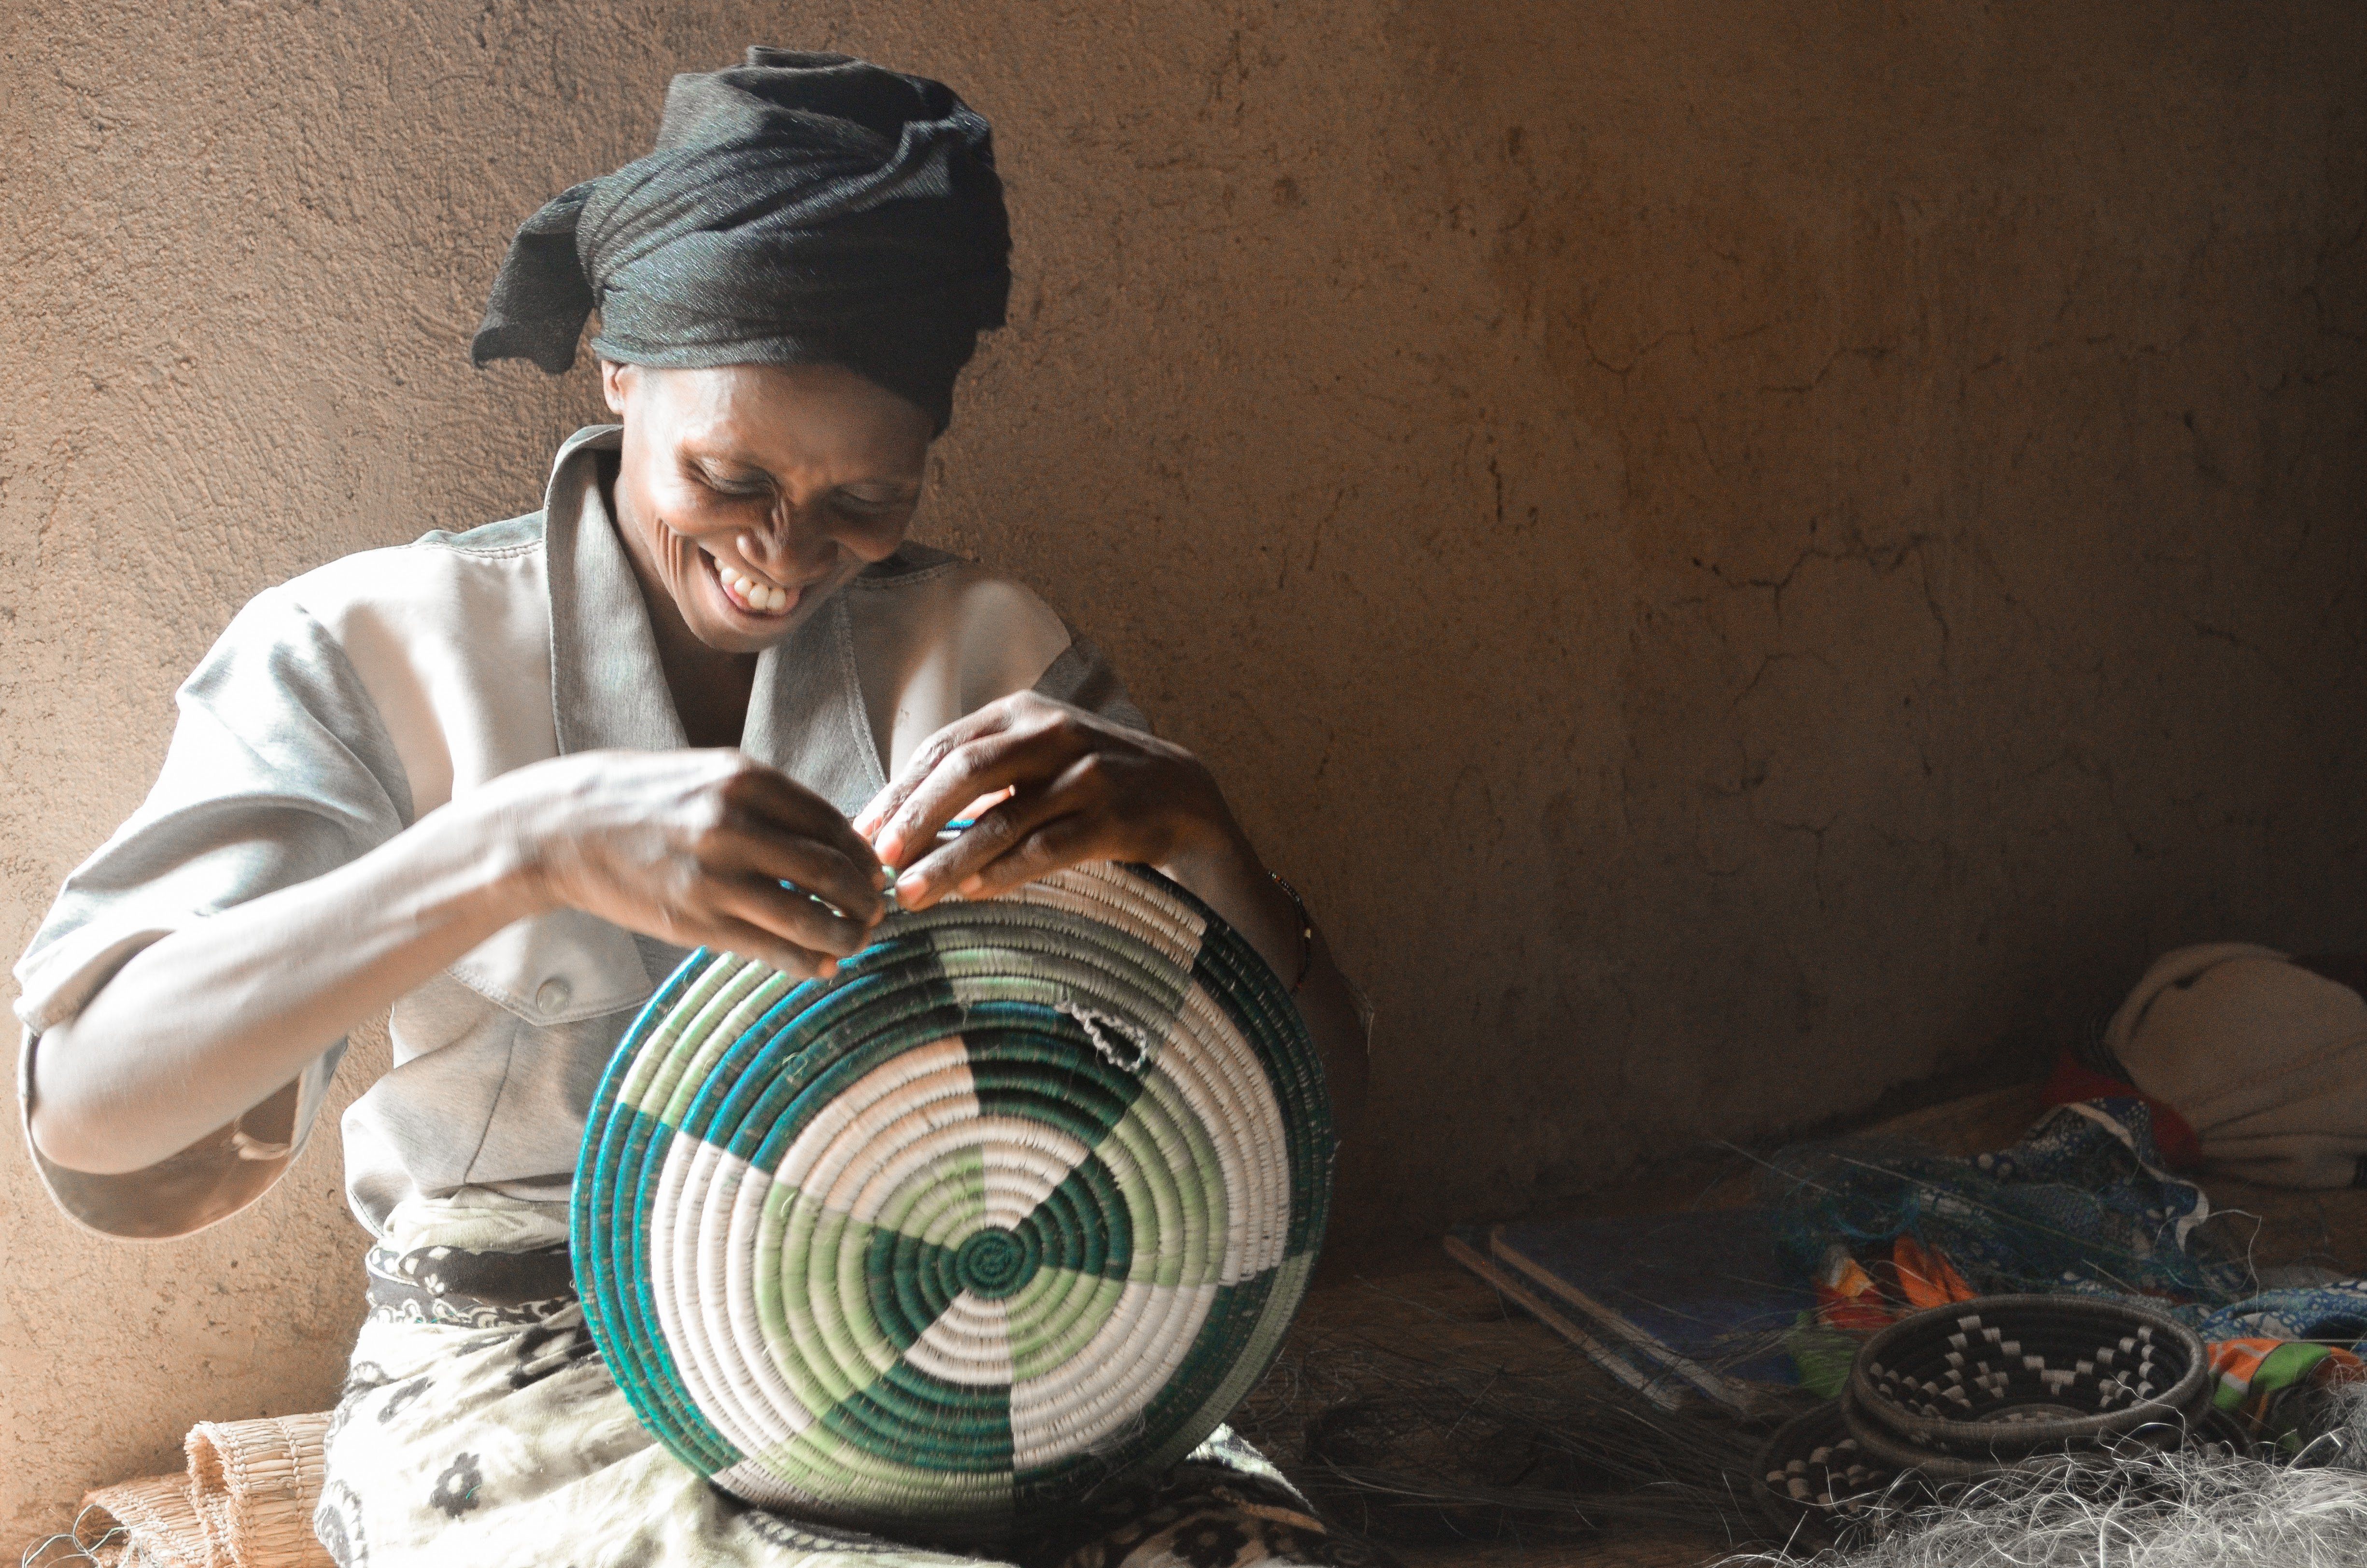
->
[[904, 1294, 1016, 1387]]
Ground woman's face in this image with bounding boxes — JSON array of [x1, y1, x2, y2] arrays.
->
[[602, 361, 934, 654]]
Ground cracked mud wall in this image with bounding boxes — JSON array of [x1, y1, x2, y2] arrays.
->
[[4, 0, 2364, 1544]]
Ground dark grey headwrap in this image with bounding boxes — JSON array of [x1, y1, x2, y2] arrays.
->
[[472, 48, 1011, 432]]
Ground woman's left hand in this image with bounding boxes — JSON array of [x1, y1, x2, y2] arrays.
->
[[855, 692, 1242, 907]]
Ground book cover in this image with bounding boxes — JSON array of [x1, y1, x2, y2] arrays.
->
[[1467, 1207, 1813, 1402]]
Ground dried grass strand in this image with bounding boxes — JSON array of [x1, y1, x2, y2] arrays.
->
[[1726, 1385, 2367, 1567]]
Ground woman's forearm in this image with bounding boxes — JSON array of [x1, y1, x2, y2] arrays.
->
[[29, 746, 890, 1177], [1160, 834, 1370, 1132], [29, 794, 547, 1175]]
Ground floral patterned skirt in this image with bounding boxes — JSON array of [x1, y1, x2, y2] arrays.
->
[[314, 1201, 1376, 1568]]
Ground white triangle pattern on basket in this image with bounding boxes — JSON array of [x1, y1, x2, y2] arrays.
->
[[906, 1295, 1017, 1387], [1009, 1281, 1223, 1468], [1873, 1312, 2165, 1420]]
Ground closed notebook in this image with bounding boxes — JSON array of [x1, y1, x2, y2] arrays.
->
[[1474, 1207, 1812, 1394]]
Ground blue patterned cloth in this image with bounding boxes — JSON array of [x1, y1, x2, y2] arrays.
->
[[2198, 1284, 2367, 1349], [1765, 1098, 2251, 1308]]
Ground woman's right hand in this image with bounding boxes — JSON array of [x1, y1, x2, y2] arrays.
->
[[488, 749, 886, 977]]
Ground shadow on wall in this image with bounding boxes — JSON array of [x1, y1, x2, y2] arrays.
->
[[1305, 0, 2367, 1217]]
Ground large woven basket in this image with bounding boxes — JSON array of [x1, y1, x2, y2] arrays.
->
[[572, 861, 1334, 1541], [1847, 1295, 2212, 1462]]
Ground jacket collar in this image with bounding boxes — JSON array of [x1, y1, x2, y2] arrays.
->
[[539, 426, 891, 813]]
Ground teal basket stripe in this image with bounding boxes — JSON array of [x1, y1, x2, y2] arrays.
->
[[573, 956, 747, 1479], [687, 953, 960, 1153], [821, 1359, 1016, 1476], [571, 862, 1333, 1541]]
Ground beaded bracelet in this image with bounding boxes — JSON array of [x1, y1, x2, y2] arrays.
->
[[1267, 870, 1316, 993]]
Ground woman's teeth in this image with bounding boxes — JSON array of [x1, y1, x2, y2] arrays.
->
[[717, 561, 789, 613]]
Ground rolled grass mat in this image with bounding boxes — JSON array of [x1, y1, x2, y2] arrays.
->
[[76, 1411, 334, 1568], [185, 1413, 332, 1568], [1848, 1294, 2210, 1461], [80, 1475, 207, 1568], [572, 861, 1336, 1542]]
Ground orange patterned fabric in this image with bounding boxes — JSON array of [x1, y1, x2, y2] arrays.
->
[[1891, 1236, 1977, 1311]]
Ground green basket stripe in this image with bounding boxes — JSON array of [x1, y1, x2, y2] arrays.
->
[[1015, 1151, 1129, 1281], [1085, 1098, 1184, 1289], [755, 1190, 899, 1412], [864, 1220, 964, 1352], [1007, 1280, 1217, 1469], [747, 1430, 1015, 1528], [611, 952, 748, 1124], [1099, 1069, 1225, 1288], [1005, 1268, 1129, 1383], [964, 1013, 1150, 1146], [631, 958, 791, 1126], [821, 1359, 1015, 1474], [870, 1143, 987, 1247]]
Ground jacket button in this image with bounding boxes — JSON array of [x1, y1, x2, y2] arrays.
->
[[535, 977, 573, 1015]]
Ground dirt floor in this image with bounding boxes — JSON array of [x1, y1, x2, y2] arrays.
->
[[1250, 1259, 1764, 1568], [1256, 1086, 2367, 1568]]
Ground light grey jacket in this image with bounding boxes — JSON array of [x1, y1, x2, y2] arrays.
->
[[14, 426, 1142, 1241]]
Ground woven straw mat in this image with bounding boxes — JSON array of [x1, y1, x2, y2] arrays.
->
[[572, 860, 1335, 1540], [81, 1412, 332, 1568]]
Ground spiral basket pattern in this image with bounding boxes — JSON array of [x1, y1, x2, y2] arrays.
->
[[571, 861, 1334, 1540]]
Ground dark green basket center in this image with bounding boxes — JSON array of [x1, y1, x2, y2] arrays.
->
[[955, 1225, 1040, 1300]]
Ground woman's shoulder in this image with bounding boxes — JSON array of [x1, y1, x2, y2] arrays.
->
[[849, 540, 987, 589], [259, 512, 551, 640], [845, 542, 1072, 658], [408, 509, 549, 557]]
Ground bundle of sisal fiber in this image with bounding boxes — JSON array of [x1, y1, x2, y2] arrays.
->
[[46, 1413, 332, 1568]]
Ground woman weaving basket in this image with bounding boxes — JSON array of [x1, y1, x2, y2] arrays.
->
[[14, 49, 1371, 1568]]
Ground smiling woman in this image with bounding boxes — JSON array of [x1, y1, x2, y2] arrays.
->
[[11, 46, 1370, 1568], [601, 361, 935, 746]]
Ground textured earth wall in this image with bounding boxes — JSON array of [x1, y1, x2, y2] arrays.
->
[[5, 0, 2364, 1544]]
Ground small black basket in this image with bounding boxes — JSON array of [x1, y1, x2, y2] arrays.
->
[[1753, 1399, 1915, 1542], [1841, 1384, 2245, 1481], [1848, 1295, 2212, 1461]]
